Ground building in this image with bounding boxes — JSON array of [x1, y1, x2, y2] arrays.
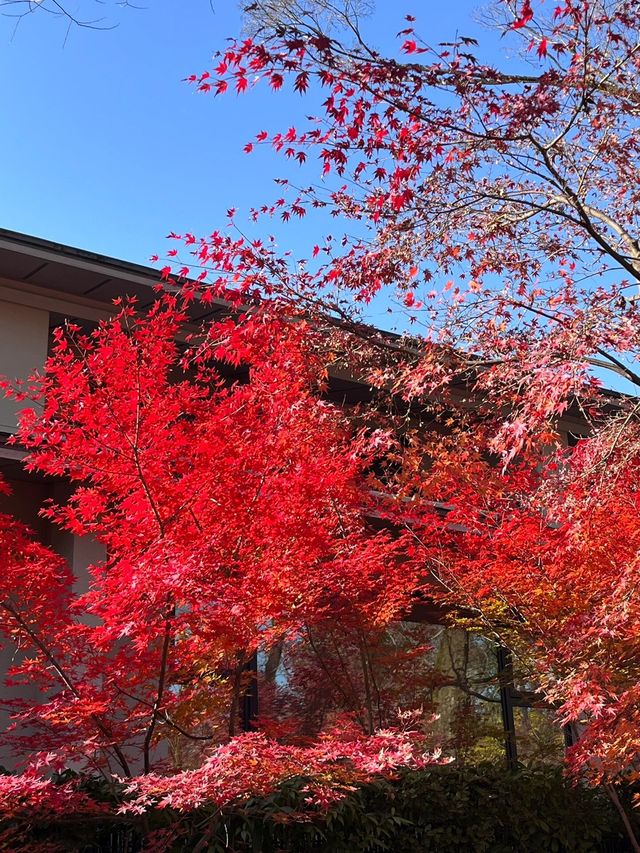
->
[[0, 228, 593, 771]]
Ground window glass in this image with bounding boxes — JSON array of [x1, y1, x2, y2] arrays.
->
[[257, 622, 505, 763], [513, 706, 566, 766], [424, 626, 504, 763]]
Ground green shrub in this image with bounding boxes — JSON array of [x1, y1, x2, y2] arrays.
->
[[185, 765, 635, 853], [6, 764, 637, 852]]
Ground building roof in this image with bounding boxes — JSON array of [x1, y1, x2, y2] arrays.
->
[[1, 228, 631, 413], [0, 228, 230, 325], [0, 228, 375, 404]]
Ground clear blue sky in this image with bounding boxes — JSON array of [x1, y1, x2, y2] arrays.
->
[[0, 0, 493, 271], [2, 3, 634, 394]]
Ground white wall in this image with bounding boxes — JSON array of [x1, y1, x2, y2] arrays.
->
[[0, 477, 106, 770], [0, 301, 49, 434]]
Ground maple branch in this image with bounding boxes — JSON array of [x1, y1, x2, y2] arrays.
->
[[142, 615, 173, 773], [0, 600, 132, 777], [587, 401, 640, 482], [113, 683, 214, 742], [0, 0, 131, 32], [357, 631, 375, 734], [605, 784, 640, 853], [305, 624, 367, 728], [63, 321, 167, 536], [592, 348, 640, 390], [130, 333, 167, 538], [529, 134, 640, 283], [575, 202, 640, 270], [301, 19, 640, 108], [505, 297, 640, 390], [227, 655, 248, 738]]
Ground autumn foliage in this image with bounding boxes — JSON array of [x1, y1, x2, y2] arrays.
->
[[0, 294, 444, 849], [175, 0, 640, 798], [3, 0, 640, 848]]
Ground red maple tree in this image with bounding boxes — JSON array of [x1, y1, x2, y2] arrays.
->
[[3, 0, 640, 846], [160, 0, 640, 815], [0, 294, 442, 843]]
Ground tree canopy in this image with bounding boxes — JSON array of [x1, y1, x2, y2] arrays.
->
[[2, 1, 640, 849]]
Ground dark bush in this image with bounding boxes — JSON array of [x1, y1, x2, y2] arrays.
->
[[180, 765, 636, 853], [6, 764, 638, 852]]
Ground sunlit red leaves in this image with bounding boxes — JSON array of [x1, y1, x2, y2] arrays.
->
[[294, 71, 309, 94], [413, 425, 640, 787], [124, 723, 445, 814], [0, 296, 421, 790], [269, 72, 284, 90], [5, 0, 640, 823], [512, 0, 534, 29], [0, 772, 107, 818], [136, 0, 640, 798]]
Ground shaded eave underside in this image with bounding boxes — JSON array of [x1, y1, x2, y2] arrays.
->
[[0, 228, 374, 406], [0, 228, 631, 413], [0, 227, 230, 325]]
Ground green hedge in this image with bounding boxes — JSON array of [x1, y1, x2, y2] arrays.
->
[[6, 765, 638, 852], [177, 766, 635, 853]]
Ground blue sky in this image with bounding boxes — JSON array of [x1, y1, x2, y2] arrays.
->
[[0, 0, 493, 272], [1, 3, 636, 393]]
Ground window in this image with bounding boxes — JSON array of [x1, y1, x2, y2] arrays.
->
[[253, 623, 567, 770]]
